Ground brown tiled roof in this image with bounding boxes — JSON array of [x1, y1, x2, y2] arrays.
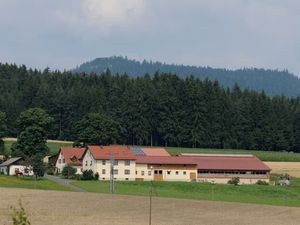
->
[[141, 148, 170, 156], [88, 145, 136, 160], [179, 154, 271, 171], [59, 147, 86, 166], [136, 156, 197, 165]]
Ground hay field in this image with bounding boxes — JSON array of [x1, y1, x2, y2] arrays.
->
[[265, 162, 300, 177], [1, 188, 300, 225]]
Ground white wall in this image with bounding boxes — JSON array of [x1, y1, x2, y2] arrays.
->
[[9, 165, 33, 176], [96, 159, 136, 181], [82, 150, 97, 173], [55, 151, 66, 173]]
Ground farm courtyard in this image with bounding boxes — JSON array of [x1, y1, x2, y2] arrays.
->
[[1, 188, 300, 225]]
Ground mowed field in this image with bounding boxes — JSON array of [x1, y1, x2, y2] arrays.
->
[[166, 146, 300, 162], [1, 188, 300, 225]]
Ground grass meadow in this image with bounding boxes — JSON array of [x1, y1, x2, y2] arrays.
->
[[71, 175, 300, 207], [3, 140, 72, 156]]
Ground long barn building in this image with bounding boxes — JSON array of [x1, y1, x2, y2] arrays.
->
[[53, 146, 271, 184]]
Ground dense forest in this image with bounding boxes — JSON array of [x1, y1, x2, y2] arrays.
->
[[1, 63, 300, 152], [73, 56, 300, 97]]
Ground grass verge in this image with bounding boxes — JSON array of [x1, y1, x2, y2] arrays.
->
[[0, 175, 73, 191]]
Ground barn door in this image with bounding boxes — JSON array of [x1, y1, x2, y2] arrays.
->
[[154, 170, 163, 181]]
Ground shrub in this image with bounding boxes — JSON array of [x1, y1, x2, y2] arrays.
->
[[256, 180, 269, 185], [227, 177, 240, 185], [82, 169, 94, 180], [74, 174, 82, 180], [11, 199, 31, 225], [62, 165, 77, 179], [46, 167, 55, 175], [94, 172, 99, 180]]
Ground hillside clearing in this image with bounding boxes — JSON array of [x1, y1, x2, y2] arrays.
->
[[1, 188, 300, 225]]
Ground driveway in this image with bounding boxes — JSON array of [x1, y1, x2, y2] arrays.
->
[[45, 174, 87, 192]]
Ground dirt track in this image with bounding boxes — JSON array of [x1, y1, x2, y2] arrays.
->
[[265, 162, 300, 177], [1, 188, 300, 225]]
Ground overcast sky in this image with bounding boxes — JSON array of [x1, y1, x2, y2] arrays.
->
[[0, 0, 300, 75]]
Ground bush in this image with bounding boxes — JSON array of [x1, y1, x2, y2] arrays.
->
[[227, 177, 240, 185], [74, 174, 82, 180], [62, 165, 77, 179], [256, 180, 269, 185], [82, 169, 94, 180], [11, 199, 31, 225], [94, 172, 99, 180], [46, 167, 55, 175]]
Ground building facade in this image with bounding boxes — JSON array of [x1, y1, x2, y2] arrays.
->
[[55, 147, 86, 174]]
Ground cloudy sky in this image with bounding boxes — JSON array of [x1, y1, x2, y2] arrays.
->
[[0, 0, 300, 75]]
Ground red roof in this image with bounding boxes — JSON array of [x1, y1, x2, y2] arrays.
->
[[59, 147, 86, 166], [179, 154, 271, 171], [141, 148, 170, 156], [87, 145, 136, 160], [136, 156, 197, 165]]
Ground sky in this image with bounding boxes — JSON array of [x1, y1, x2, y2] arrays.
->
[[0, 0, 300, 76]]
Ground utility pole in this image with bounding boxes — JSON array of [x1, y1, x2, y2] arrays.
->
[[109, 151, 115, 194], [149, 166, 153, 225]]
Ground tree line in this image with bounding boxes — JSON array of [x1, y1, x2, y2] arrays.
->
[[1, 63, 300, 152], [74, 56, 300, 97]]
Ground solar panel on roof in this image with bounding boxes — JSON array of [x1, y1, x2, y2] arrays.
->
[[131, 148, 145, 156]]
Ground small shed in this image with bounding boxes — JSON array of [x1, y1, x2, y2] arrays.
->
[[0, 157, 33, 176]]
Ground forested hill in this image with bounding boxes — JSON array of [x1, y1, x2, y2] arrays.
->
[[73, 56, 300, 97], [2, 63, 300, 152]]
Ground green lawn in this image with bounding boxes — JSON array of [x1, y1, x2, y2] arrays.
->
[[0, 175, 73, 191], [70, 176, 300, 207], [166, 147, 300, 162], [4, 140, 72, 156]]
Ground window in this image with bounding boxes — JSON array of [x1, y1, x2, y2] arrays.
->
[[59, 159, 61, 164], [167, 171, 171, 175], [113, 160, 118, 166], [159, 170, 162, 175], [125, 169, 130, 175], [85, 161, 88, 166], [141, 171, 145, 176], [102, 160, 106, 165], [135, 171, 137, 175], [113, 169, 118, 175], [148, 171, 151, 176], [102, 169, 106, 174], [183, 171, 186, 175], [90, 160, 92, 166], [125, 160, 130, 166], [62, 159, 65, 163], [176, 171, 179, 175]]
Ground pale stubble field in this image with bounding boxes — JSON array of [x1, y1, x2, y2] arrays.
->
[[1, 188, 300, 225]]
